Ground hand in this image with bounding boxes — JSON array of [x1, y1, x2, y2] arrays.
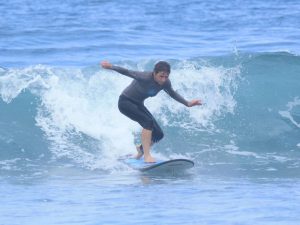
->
[[100, 61, 112, 69], [188, 99, 202, 107]]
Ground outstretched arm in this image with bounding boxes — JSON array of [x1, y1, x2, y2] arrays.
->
[[100, 61, 147, 80]]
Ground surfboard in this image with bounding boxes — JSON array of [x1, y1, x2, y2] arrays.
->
[[120, 157, 194, 173]]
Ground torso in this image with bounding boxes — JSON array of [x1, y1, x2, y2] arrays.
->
[[121, 72, 167, 103]]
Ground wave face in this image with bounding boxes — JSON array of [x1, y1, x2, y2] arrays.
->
[[0, 53, 300, 177]]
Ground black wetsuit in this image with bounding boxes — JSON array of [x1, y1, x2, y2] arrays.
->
[[111, 65, 188, 143]]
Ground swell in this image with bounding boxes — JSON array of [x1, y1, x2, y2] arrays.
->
[[0, 53, 299, 176]]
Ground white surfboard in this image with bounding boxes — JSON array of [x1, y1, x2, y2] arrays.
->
[[120, 157, 194, 173]]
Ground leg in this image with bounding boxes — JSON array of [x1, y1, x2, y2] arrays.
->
[[135, 107, 163, 162], [118, 97, 148, 158], [118, 96, 158, 162], [142, 107, 164, 143], [151, 120, 164, 143], [142, 128, 155, 163], [134, 144, 144, 159], [135, 141, 154, 159]]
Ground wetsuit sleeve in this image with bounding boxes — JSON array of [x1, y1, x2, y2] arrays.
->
[[164, 80, 189, 106], [110, 65, 148, 81]]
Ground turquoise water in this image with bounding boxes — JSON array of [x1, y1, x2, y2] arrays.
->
[[2, 174, 300, 225], [1, 0, 300, 224]]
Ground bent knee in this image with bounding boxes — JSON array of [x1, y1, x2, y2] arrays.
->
[[152, 130, 164, 143], [141, 118, 155, 130]]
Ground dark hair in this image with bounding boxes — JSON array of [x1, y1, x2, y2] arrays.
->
[[154, 61, 171, 74]]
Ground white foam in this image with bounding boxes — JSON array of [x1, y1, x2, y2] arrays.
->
[[266, 167, 277, 171], [0, 65, 49, 103], [279, 97, 300, 128], [146, 60, 240, 128], [1, 60, 240, 170], [0, 158, 21, 171], [35, 68, 138, 170], [226, 150, 258, 157]]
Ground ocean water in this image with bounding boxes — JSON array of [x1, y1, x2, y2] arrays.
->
[[1, 0, 300, 224]]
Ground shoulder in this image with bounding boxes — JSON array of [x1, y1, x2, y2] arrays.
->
[[136, 71, 154, 82], [145, 71, 153, 78], [163, 79, 172, 89], [138, 71, 152, 81]]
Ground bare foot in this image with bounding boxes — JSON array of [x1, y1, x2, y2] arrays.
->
[[134, 144, 144, 159], [144, 155, 156, 163]]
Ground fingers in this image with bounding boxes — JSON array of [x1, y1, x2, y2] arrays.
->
[[192, 100, 201, 105], [189, 99, 202, 107], [100, 61, 112, 69]]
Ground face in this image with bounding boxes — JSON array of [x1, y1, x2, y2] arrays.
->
[[153, 71, 169, 85]]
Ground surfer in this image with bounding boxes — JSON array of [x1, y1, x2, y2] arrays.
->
[[100, 61, 201, 162]]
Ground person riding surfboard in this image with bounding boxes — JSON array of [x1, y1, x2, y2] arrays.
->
[[101, 61, 201, 163]]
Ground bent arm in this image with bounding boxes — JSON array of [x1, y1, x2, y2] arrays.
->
[[164, 80, 202, 107], [164, 81, 189, 106]]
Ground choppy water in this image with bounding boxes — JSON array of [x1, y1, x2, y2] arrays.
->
[[1, 0, 300, 66], [1, 0, 300, 224]]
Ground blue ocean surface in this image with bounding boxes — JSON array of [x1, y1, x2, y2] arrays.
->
[[1, 0, 300, 224]]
